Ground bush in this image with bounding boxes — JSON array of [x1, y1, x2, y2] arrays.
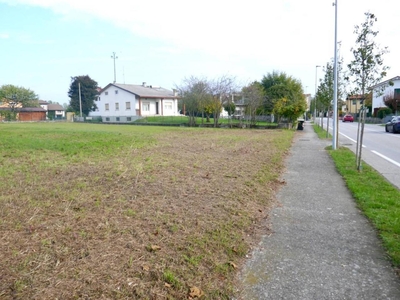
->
[[377, 107, 392, 119]]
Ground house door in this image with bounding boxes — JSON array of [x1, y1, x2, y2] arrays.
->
[[156, 102, 159, 115]]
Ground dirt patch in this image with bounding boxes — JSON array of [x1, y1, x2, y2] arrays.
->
[[0, 128, 292, 299]]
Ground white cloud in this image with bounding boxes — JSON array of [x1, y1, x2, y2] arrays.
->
[[3, 0, 400, 93]]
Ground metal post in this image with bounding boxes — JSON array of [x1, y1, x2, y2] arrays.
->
[[111, 52, 118, 84], [332, 0, 338, 150], [78, 82, 82, 118], [314, 65, 320, 124]]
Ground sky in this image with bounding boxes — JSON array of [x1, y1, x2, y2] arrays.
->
[[0, 0, 399, 106]]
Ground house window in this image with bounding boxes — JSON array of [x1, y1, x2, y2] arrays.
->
[[105, 92, 108, 95], [105, 103, 109, 111], [394, 89, 400, 98], [105, 117, 110, 121], [352, 100, 356, 105], [164, 101, 173, 110], [126, 102, 131, 110], [115, 90, 118, 94], [116, 117, 120, 121], [115, 102, 119, 111], [127, 117, 132, 121], [142, 102, 150, 111]]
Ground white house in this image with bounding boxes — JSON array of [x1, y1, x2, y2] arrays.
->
[[90, 83, 180, 122], [371, 76, 400, 114]]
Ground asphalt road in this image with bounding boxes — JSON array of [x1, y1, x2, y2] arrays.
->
[[317, 118, 400, 189]]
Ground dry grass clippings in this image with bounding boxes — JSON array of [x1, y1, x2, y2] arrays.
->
[[0, 125, 293, 299]]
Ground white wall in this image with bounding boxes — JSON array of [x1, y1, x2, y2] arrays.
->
[[90, 87, 137, 118], [372, 79, 400, 111], [90, 85, 180, 121], [139, 98, 179, 116]]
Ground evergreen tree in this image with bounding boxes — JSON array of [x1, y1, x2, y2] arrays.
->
[[68, 75, 99, 116]]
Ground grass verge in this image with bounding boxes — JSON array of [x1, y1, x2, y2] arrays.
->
[[313, 123, 332, 139], [313, 124, 400, 269]]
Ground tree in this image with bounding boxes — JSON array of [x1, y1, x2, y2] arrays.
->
[[383, 91, 400, 114], [261, 71, 305, 125], [68, 75, 99, 116], [0, 84, 39, 108], [242, 82, 264, 125], [201, 94, 222, 123], [223, 102, 236, 117], [347, 12, 389, 171], [208, 75, 237, 127], [0, 84, 39, 121], [176, 75, 237, 127], [175, 76, 209, 126]]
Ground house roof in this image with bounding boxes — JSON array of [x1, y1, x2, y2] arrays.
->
[[38, 100, 49, 105], [102, 83, 177, 99], [0, 107, 46, 112], [346, 92, 372, 100], [17, 107, 46, 112], [0, 101, 23, 108], [370, 76, 400, 90], [48, 104, 64, 111]]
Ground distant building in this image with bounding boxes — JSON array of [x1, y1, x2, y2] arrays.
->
[[89, 83, 180, 122], [38, 100, 65, 119], [345, 94, 366, 115], [0, 101, 46, 121]]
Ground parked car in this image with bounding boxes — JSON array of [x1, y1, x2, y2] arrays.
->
[[385, 116, 400, 133], [342, 114, 354, 122]]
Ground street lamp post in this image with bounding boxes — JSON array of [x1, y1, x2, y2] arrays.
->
[[332, 0, 339, 150], [314, 65, 321, 124]]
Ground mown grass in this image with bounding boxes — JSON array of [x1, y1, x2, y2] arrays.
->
[[313, 124, 400, 268], [0, 122, 294, 299], [313, 123, 332, 139]]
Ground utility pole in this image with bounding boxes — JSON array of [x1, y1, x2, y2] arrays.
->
[[111, 52, 118, 84], [78, 82, 82, 118]]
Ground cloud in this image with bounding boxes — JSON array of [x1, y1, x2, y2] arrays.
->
[[3, 0, 400, 91], [0, 33, 9, 39], [4, 0, 333, 61]]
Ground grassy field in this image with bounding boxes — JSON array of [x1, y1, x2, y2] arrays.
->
[[0, 123, 294, 299]]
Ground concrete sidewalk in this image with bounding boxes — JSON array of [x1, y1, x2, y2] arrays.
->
[[239, 121, 400, 299]]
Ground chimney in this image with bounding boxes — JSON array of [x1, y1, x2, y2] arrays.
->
[[173, 89, 178, 96]]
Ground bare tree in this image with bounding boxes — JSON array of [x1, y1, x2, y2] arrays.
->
[[347, 12, 389, 171], [242, 82, 264, 126], [175, 76, 209, 127], [208, 75, 237, 127]]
